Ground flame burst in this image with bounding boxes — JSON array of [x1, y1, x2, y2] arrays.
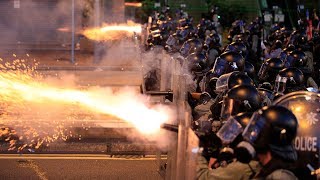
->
[[82, 21, 142, 41], [0, 70, 168, 134], [125, 2, 142, 7], [57, 27, 71, 32], [0, 58, 170, 151]]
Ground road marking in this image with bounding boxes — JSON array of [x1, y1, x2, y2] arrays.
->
[[17, 160, 48, 180]]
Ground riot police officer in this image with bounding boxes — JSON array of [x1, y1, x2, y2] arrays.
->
[[205, 72, 254, 120], [204, 33, 221, 68], [258, 57, 285, 86], [214, 71, 254, 94], [285, 50, 318, 89], [244, 62, 257, 85], [225, 42, 248, 60], [206, 51, 245, 92], [242, 106, 299, 179], [186, 52, 208, 93], [202, 50, 245, 99], [197, 112, 261, 180], [274, 68, 306, 95], [284, 50, 307, 68], [180, 38, 203, 58], [220, 85, 262, 121]]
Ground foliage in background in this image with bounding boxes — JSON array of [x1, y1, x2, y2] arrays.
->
[[131, 0, 257, 26], [215, 4, 249, 28], [140, 0, 156, 23]]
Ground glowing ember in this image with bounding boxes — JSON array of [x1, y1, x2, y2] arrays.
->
[[0, 58, 171, 152], [57, 27, 71, 32], [0, 61, 168, 134], [82, 21, 142, 41], [124, 2, 142, 7]]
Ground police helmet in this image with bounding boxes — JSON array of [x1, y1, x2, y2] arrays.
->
[[258, 58, 285, 82], [220, 85, 261, 121], [210, 51, 245, 78], [274, 40, 282, 49], [293, 35, 308, 47], [258, 88, 275, 105], [176, 28, 189, 42], [225, 42, 248, 57], [204, 33, 220, 50], [215, 71, 254, 93], [233, 34, 246, 43], [186, 53, 208, 74], [285, 50, 307, 67], [274, 68, 305, 94], [180, 39, 203, 57], [243, 105, 298, 161], [270, 24, 281, 34], [244, 62, 255, 80]]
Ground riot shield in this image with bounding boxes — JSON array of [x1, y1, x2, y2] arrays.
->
[[273, 91, 320, 175], [186, 128, 200, 180]]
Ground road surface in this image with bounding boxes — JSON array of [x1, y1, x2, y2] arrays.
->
[[0, 154, 164, 180]]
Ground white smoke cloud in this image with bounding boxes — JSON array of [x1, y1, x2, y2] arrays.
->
[[0, 0, 183, 154]]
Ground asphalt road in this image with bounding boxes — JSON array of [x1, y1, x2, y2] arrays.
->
[[0, 155, 164, 180]]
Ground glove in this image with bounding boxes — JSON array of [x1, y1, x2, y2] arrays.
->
[[199, 92, 212, 105]]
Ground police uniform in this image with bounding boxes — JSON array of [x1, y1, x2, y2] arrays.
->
[[252, 158, 297, 180], [193, 99, 214, 120], [264, 169, 298, 180], [197, 155, 261, 180]]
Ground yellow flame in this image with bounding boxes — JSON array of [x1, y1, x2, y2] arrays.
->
[[124, 2, 142, 7], [82, 21, 142, 41], [0, 61, 169, 135]]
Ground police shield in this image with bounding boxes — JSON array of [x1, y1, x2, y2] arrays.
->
[[273, 91, 320, 171]]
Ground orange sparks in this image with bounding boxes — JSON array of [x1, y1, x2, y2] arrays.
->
[[0, 64, 169, 135], [124, 2, 142, 7], [82, 21, 142, 41]]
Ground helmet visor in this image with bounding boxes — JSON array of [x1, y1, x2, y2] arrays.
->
[[204, 37, 212, 47], [284, 55, 294, 68], [190, 63, 203, 74], [180, 42, 190, 57], [279, 51, 287, 62], [212, 57, 228, 77], [258, 88, 275, 101], [220, 97, 241, 121], [215, 72, 232, 93], [258, 63, 268, 81], [242, 111, 266, 144], [217, 116, 243, 144], [274, 75, 287, 93], [166, 35, 176, 46]]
